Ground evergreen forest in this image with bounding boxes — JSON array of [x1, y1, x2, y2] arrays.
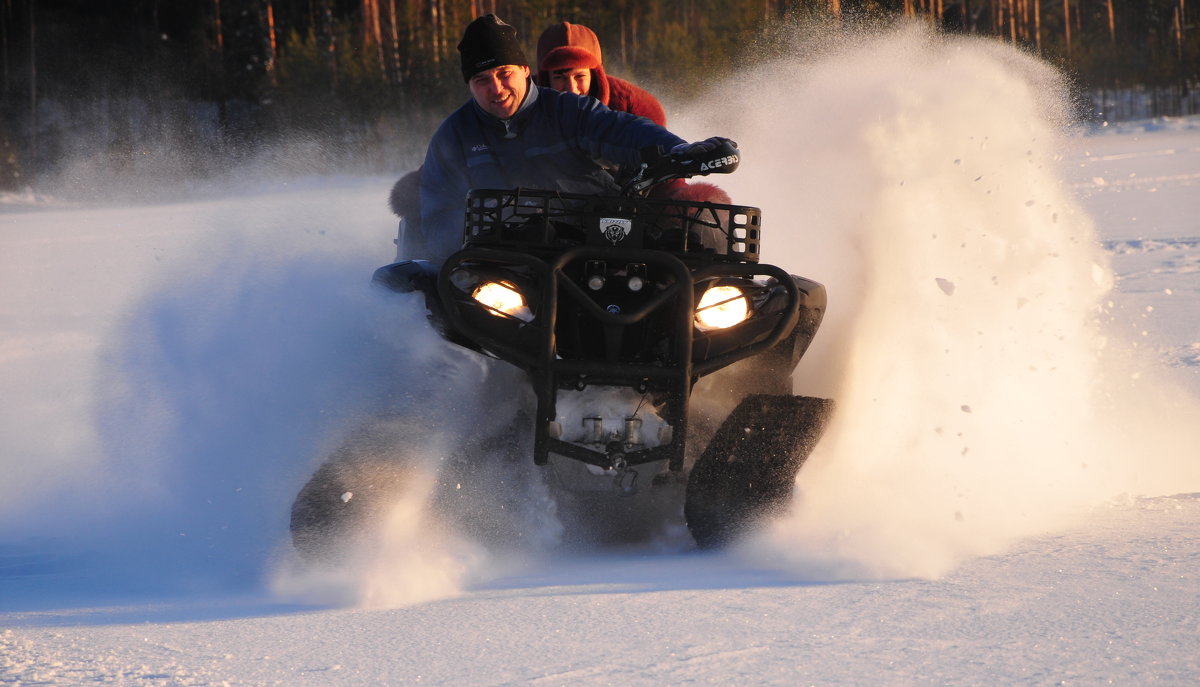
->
[[1, 1, 1197, 191]]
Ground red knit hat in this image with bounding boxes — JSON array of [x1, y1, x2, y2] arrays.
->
[[535, 22, 610, 105]]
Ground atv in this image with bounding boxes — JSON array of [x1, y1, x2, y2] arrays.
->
[[290, 140, 832, 557]]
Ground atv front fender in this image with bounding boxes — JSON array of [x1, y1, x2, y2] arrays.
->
[[372, 260, 479, 351]]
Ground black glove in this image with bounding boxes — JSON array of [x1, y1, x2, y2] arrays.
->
[[669, 136, 738, 159]]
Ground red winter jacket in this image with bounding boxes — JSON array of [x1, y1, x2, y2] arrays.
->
[[536, 22, 665, 125], [606, 75, 668, 128]]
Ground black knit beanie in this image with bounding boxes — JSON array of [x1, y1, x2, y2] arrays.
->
[[458, 14, 528, 82]]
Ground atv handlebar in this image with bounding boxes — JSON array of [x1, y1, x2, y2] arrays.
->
[[622, 139, 741, 197]]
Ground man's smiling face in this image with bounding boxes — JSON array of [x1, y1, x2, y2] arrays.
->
[[469, 64, 531, 119]]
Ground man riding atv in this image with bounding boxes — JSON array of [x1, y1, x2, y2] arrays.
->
[[288, 15, 832, 558], [412, 13, 737, 264]]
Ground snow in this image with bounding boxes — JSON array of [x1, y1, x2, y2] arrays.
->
[[2, 27, 1199, 685]]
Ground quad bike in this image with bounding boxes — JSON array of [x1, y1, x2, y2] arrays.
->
[[290, 141, 832, 557]]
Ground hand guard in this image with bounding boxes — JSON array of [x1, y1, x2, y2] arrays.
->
[[670, 137, 739, 161], [623, 137, 740, 196]]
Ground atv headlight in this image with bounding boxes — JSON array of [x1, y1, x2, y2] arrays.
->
[[695, 285, 749, 330], [472, 280, 533, 322]]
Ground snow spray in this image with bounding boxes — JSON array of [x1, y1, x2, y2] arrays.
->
[[688, 23, 1200, 579], [0, 182, 552, 604], [269, 464, 490, 609], [101, 244, 558, 604], [268, 363, 564, 609]]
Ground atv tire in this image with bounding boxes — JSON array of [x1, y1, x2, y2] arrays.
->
[[289, 418, 421, 561], [685, 394, 833, 549], [289, 413, 536, 561], [290, 458, 416, 561]]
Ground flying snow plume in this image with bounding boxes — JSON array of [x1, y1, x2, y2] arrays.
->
[[691, 23, 1200, 579], [81, 247, 444, 590], [0, 198, 553, 603], [96, 246, 559, 604]]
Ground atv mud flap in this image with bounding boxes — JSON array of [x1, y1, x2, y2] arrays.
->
[[684, 393, 834, 549]]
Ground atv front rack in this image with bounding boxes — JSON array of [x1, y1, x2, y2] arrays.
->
[[462, 188, 763, 263]]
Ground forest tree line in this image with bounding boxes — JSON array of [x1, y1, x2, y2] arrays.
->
[[1, 0, 1197, 191]]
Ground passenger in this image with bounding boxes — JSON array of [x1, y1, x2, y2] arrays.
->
[[535, 20, 729, 205], [387, 166, 422, 261], [535, 21, 667, 127], [413, 14, 734, 263]]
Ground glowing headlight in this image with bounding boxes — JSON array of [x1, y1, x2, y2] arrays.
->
[[695, 285, 749, 330], [472, 280, 533, 322]]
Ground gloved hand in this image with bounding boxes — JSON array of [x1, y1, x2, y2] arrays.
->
[[669, 137, 738, 159]]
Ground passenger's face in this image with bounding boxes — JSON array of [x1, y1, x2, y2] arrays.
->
[[469, 64, 531, 119], [550, 68, 592, 96]]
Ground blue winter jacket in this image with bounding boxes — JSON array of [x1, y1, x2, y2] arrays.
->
[[416, 81, 687, 263]]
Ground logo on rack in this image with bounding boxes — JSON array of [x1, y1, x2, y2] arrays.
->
[[600, 217, 633, 245]]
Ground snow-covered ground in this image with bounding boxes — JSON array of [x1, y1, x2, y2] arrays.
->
[[2, 28, 1198, 685]]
